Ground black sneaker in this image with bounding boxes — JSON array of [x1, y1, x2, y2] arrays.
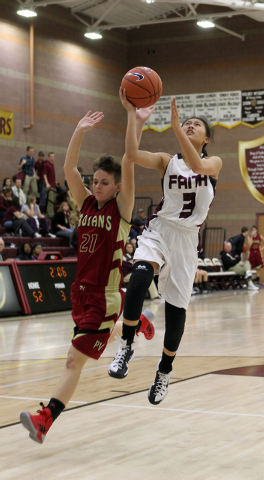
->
[[108, 337, 135, 379], [148, 360, 173, 405]]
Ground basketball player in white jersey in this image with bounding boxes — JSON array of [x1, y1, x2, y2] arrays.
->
[[109, 89, 222, 405]]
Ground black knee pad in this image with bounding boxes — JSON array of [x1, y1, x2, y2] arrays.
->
[[164, 301, 186, 352], [123, 261, 154, 320]]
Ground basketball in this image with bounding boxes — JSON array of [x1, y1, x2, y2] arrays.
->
[[242, 244, 249, 252], [121, 66, 162, 108]]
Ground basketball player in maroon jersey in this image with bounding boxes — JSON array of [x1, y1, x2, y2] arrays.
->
[[249, 226, 264, 284], [20, 107, 155, 444]]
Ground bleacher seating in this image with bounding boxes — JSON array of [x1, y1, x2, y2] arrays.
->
[[198, 257, 256, 290]]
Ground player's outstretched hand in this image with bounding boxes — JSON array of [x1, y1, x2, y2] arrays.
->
[[136, 105, 157, 124], [119, 87, 135, 112], [76, 111, 104, 132], [171, 97, 181, 132]]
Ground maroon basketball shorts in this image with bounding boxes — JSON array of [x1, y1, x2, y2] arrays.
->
[[71, 281, 124, 359], [249, 250, 263, 269]]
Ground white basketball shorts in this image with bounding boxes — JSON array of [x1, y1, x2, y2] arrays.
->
[[133, 216, 198, 310]]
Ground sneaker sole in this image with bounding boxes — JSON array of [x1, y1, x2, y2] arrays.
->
[[108, 351, 135, 379], [20, 411, 44, 444], [148, 387, 168, 405]]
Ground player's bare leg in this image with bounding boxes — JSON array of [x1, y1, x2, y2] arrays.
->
[[20, 346, 88, 444]]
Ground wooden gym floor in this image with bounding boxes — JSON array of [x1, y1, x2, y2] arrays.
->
[[0, 288, 264, 480]]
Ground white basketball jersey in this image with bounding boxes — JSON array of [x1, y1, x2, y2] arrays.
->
[[155, 153, 216, 228]]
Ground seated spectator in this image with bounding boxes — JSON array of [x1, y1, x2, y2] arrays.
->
[[220, 242, 258, 291], [12, 178, 26, 206], [52, 201, 74, 238], [32, 243, 43, 260], [16, 241, 33, 261], [2, 177, 12, 190], [3, 196, 35, 237], [133, 208, 147, 226], [70, 225, 78, 250], [67, 190, 79, 227], [0, 237, 12, 262], [192, 268, 212, 295], [21, 195, 55, 238], [0, 187, 12, 219], [229, 226, 251, 258], [129, 218, 145, 241]]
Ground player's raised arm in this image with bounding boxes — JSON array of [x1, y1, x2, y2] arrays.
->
[[171, 98, 222, 178], [64, 110, 104, 210], [117, 106, 157, 223], [120, 88, 167, 176]]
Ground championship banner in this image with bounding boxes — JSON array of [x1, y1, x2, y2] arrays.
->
[[241, 89, 264, 127], [176, 94, 195, 125], [0, 110, 14, 139], [217, 91, 241, 128], [238, 135, 264, 204], [145, 96, 172, 131], [194, 93, 218, 125]]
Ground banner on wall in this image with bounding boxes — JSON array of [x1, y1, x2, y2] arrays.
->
[[241, 89, 264, 127], [145, 89, 263, 131], [238, 135, 264, 204], [0, 110, 14, 140], [217, 91, 241, 128]]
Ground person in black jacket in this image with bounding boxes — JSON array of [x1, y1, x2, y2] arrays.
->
[[228, 226, 251, 257], [52, 201, 74, 238], [220, 242, 258, 290]]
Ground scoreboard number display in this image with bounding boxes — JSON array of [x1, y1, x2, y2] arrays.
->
[[17, 261, 77, 314]]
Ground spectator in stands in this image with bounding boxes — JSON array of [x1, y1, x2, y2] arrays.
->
[[77, 166, 90, 188], [0, 237, 8, 261], [133, 208, 147, 226], [129, 217, 145, 241], [18, 146, 38, 200], [52, 201, 74, 238], [70, 225, 78, 250], [21, 195, 55, 238], [192, 268, 211, 295], [249, 226, 264, 285], [0, 187, 12, 219], [43, 152, 57, 218], [229, 226, 251, 257], [16, 241, 33, 261], [2, 177, 12, 190], [32, 243, 43, 260], [12, 178, 26, 206], [35, 151, 46, 206], [220, 242, 258, 291], [67, 189, 79, 227], [3, 196, 36, 237]]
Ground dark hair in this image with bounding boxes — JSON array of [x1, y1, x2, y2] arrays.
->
[[3, 187, 12, 195], [2, 177, 11, 187], [11, 196, 20, 209], [38, 151, 45, 157], [125, 242, 135, 255], [27, 146, 33, 151], [182, 116, 213, 156], [32, 243, 42, 252], [241, 226, 248, 233], [20, 241, 32, 255], [251, 225, 257, 230], [93, 154, 121, 184], [48, 152, 54, 157]]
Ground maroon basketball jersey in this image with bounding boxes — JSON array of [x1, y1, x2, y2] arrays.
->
[[76, 195, 131, 288]]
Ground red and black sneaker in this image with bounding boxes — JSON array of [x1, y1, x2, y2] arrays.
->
[[136, 308, 155, 340], [20, 402, 53, 444]]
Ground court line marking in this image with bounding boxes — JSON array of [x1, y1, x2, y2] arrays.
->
[[98, 402, 264, 419], [0, 395, 87, 404], [0, 357, 144, 389], [0, 343, 71, 358]]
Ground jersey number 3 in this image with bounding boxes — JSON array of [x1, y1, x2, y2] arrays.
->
[[80, 234, 98, 252], [179, 192, 196, 218]]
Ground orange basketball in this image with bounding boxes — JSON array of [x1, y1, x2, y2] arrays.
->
[[121, 66, 162, 108], [242, 244, 249, 252]]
